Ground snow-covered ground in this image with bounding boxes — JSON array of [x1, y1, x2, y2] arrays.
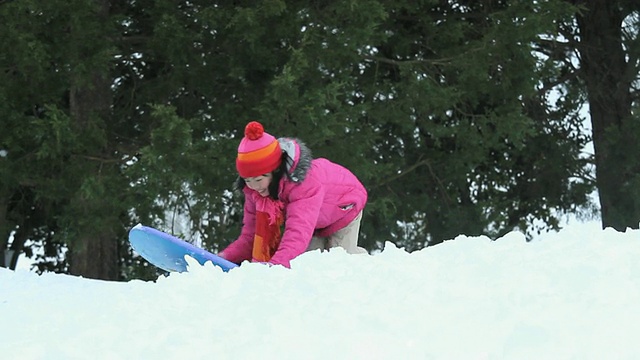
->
[[2, 221, 640, 359]]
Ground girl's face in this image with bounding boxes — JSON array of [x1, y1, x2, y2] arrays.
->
[[243, 173, 273, 197]]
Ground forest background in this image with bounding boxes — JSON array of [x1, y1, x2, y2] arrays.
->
[[1, 0, 638, 280]]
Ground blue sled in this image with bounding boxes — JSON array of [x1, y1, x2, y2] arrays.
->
[[128, 224, 238, 273]]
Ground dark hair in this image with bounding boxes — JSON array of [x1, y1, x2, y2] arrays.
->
[[267, 152, 289, 200]]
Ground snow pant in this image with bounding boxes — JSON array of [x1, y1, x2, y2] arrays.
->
[[306, 211, 368, 254]]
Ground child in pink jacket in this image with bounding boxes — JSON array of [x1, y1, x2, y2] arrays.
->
[[219, 121, 368, 268]]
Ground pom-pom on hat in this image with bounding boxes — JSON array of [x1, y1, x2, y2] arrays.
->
[[236, 121, 282, 178]]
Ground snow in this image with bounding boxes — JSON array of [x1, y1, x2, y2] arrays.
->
[[2, 221, 640, 359]]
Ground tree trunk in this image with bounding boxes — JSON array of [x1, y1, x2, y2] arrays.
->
[[8, 220, 31, 270], [1, 188, 37, 270], [67, 222, 119, 280], [574, 1, 640, 230], [67, 78, 120, 279], [67, 0, 119, 280], [0, 192, 10, 268]]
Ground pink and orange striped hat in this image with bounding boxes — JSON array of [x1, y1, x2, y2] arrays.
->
[[236, 121, 282, 178]]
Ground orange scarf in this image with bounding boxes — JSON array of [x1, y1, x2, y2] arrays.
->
[[251, 195, 284, 262]]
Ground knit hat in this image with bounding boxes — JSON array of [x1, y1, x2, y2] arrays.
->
[[236, 121, 282, 178]]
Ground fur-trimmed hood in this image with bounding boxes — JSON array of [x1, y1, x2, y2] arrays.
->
[[279, 137, 312, 183]]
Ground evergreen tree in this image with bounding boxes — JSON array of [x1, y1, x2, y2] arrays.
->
[[274, 0, 592, 247], [0, 0, 606, 278], [566, 0, 640, 231]]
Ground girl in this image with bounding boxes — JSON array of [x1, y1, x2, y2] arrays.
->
[[219, 121, 368, 268]]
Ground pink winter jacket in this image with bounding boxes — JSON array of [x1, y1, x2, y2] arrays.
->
[[221, 138, 368, 268]]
